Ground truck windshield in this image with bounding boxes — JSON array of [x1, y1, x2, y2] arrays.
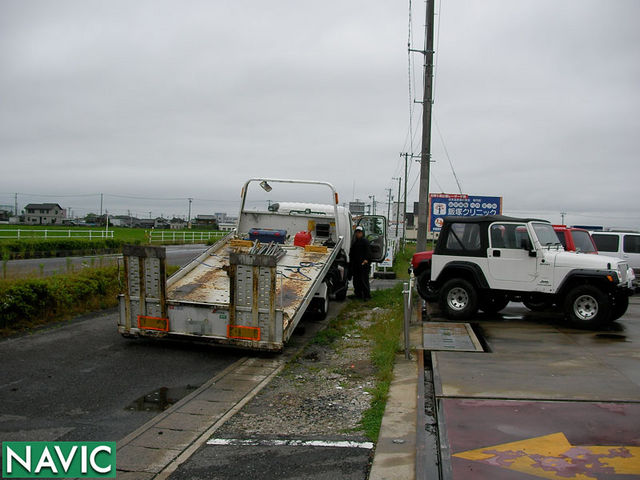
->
[[532, 223, 562, 247]]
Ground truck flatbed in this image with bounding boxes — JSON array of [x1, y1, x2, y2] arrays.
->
[[166, 236, 338, 330]]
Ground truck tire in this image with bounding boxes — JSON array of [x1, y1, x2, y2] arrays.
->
[[610, 293, 629, 321], [479, 293, 509, 314], [311, 292, 329, 320], [563, 285, 611, 328], [439, 278, 478, 320]]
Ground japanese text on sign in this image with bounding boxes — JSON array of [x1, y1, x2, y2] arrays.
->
[[429, 194, 503, 232]]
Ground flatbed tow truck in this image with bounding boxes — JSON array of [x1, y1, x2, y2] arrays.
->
[[117, 178, 386, 351]]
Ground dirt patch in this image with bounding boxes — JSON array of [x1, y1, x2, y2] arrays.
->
[[218, 308, 391, 438]]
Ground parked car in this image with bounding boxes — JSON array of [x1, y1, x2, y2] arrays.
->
[[553, 225, 598, 254], [591, 231, 640, 277], [416, 215, 635, 327]]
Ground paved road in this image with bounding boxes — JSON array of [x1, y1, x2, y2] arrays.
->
[[0, 309, 242, 443], [3, 244, 208, 277]]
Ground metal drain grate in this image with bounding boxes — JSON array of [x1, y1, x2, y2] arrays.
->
[[423, 322, 484, 352]]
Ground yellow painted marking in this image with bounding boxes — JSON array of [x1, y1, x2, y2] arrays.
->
[[454, 433, 640, 479]]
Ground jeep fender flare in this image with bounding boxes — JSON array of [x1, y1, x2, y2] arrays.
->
[[413, 259, 431, 277], [434, 261, 490, 290], [556, 269, 618, 298]]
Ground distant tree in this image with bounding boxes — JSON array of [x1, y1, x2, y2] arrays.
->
[[85, 213, 98, 223]]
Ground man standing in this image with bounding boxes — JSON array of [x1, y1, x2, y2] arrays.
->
[[349, 226, 372, 300]]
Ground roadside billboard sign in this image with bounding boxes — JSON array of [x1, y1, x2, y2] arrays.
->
[[429, 194, 502, 232]]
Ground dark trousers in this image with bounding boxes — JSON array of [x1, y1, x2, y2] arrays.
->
[[352, 264, 371, 299]]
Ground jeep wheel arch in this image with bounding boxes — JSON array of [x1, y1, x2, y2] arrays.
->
[[435, 261, 490, 290]]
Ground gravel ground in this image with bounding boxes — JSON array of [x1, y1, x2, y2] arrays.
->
[[217, 307, 390, 439]]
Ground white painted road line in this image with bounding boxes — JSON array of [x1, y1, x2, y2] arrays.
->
[[206, 438, 375, 449]]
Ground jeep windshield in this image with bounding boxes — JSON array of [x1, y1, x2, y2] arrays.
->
[[532, 222, 563, 247]]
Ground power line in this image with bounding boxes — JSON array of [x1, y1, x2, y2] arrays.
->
[[434, 120, 463, 194]]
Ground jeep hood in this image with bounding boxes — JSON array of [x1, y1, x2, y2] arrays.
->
[[552, 251, 624, 270]]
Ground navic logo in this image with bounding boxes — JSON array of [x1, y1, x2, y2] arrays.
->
[[2, 442, 116, 478]]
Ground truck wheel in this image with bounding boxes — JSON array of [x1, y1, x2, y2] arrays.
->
[[334, 282, 348, 301], [563, 285, 611, 327], [439, 279, 478, 320], [416, 271, 438, 302], [610, 294, 629, 321], [311, 293, 329, 320], [479, 293, 509, 314]]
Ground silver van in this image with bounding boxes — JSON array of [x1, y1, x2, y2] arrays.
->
[[591, 231, 640, 275]]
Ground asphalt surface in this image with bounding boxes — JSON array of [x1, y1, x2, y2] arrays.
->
[[169, 442, 372, 480], [4, 243, 208, 277], [0, 309, 242, 443]]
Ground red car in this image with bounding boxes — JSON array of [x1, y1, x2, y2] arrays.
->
[[552, 225, 598, 254]]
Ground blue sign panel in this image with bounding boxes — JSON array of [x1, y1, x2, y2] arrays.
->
[[429, 194, 502, 232]]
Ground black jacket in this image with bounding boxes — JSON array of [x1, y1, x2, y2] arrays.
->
[[349, 236, 372, 269]]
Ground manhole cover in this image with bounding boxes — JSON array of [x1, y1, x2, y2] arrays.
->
[[423, 322, 484, 352]]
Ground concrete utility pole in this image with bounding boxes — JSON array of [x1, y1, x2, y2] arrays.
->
[[99, 193, 103, 217], [414, 0, 436, 252], [393, 177, 401, 237], [369, 195, 376, 215], [386, 188, 392, 223], [561, 212, 566, 225], [401, 153, 410, 247], [14, 193, 18, 216], [187, 198, 193, 229]]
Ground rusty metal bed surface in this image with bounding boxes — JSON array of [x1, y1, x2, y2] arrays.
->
[[166, 239, 334, 323]]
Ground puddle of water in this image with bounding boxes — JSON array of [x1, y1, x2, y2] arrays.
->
[[125, 385, 199, 412]]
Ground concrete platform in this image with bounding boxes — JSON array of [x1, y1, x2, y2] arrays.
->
[[429, 298, 640, 479]]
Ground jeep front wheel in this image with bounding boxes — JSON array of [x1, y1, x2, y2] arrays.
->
[[563, 285, 611, 327], [439, 279, 478, 320]]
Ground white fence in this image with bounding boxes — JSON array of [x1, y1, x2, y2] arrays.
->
[[0, 229, 114, 240], [149, 230, 226, 244]]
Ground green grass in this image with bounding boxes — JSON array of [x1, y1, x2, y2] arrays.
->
[[0, 263, 181, 335], [0, 266, 122, 336], [359, 284, 404, 441]]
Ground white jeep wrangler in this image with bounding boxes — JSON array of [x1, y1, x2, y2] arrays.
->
[[426, 215, 635, 327]]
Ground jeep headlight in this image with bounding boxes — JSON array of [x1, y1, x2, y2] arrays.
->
[[616, 263, 627, 284]]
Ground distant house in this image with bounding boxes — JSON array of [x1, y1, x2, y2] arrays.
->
[[154, 218, 170, 229], [134, 218, 156, 229], [170, 218, 187, 230], [24, 203, 66, 225], [194, 215, 219, 229], [0, 209, 11, 222], [218, 222, 236, 232]]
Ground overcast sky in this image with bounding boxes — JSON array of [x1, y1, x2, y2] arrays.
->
[[1, 1, 639, 228]]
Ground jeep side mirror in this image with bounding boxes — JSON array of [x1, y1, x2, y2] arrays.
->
[[521, 238, 536, 255]]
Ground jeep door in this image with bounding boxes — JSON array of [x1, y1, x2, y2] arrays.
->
[[486, 222, 537, 286]]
